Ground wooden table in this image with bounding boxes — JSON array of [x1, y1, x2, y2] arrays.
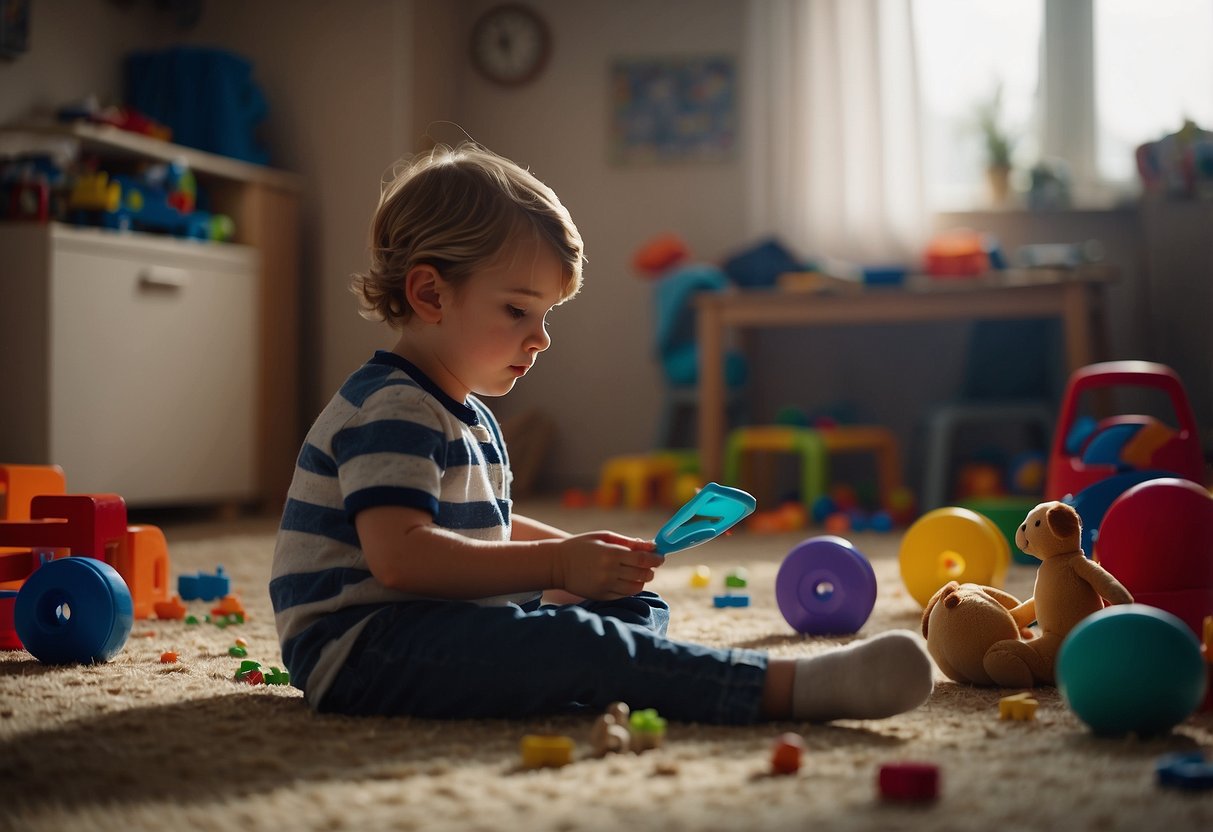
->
[[694, 268, 1113, 481]]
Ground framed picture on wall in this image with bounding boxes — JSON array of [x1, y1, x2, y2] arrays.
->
[[0, 0, 30, 59], [610, 56, 737, 164]]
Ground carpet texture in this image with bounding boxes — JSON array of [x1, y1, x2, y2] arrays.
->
[[2, 500, 1211, 831]]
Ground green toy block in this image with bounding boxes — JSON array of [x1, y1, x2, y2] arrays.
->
[[235, 659, 262, 681], [959, 496, 1040, 565], [630, 708, 667, 736], [265, 666, 291, 685]]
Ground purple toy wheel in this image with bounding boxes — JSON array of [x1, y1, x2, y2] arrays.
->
[[776, 535, 877, 635]]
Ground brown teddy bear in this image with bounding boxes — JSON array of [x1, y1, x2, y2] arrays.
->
[[983, 501, 1134, 687], [921, 581, 1027, 685]]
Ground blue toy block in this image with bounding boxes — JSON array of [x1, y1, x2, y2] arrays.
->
[[178, 565, 230, 602], [713, 594, 751, 608]]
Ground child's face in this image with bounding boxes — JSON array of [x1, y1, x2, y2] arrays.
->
[[434, 234, 566, 400]]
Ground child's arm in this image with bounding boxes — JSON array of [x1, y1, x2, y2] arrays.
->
[[511, 513, 571, 542], [508, 513, 585, 604], [356, 505, 662, 601]]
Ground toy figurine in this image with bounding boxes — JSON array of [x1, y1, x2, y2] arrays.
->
[[984, 501, 1133, 686]]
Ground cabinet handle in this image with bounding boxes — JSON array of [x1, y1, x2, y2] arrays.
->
[[138, 267, 190, 292]]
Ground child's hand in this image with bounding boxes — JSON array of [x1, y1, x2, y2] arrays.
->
[[550, 532, 663, 600]]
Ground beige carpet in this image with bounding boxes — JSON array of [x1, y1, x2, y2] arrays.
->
[[2, 499, 1211, 832]]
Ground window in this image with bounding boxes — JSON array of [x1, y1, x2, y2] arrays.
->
[[913, 0, 1213, 210], [1094, 0, 1213, 184], [913, 0, 1042, 209]]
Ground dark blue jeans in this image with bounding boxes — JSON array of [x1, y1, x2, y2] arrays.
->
[[317, 591, 768, 724]]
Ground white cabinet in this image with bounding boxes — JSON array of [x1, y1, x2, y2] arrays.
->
[[0, 224, 259, 506]]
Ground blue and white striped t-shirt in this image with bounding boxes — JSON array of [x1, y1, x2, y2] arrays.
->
[[270, 350, 529, 707]]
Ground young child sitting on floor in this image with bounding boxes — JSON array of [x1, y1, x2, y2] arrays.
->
[[269, 142, 933, 723]]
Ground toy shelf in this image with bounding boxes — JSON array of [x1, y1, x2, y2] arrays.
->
[[1, 121, 303, 510]]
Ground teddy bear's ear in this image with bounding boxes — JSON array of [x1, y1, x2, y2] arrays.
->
[[921, 581, 958, 637], [1046, 503, 1081, 539]]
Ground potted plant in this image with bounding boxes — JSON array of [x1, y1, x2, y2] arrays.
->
[[976, 82, 1014, 204]]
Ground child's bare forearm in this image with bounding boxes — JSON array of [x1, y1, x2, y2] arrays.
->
[[383, 525, 559, 599], [511, 513, 570, 541]]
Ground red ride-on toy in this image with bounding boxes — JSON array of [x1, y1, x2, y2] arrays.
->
[[1046, 360, 1206, 554]]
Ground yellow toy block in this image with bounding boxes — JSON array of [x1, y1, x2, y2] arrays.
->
[[690, 564, 712, 588], [999, 692, 1038, 721], [520, 734, 575, 769], [597, 454, 680, 509]]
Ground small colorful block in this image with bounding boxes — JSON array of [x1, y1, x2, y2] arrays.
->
[[235, 659, 262, 681], [1157, 752, 1213, 791], [713, 594, 750, 608], [690, 565, 712, 588], [998, 692, 1038, 721], [159, 650, 178, 663], [878, 761, 940, 802], [265, 666, 291, 685], [520, 734, 575, 769], [770, 732, 805, 775]]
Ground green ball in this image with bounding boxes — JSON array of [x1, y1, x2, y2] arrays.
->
[[1057, 605, 1208, 737]]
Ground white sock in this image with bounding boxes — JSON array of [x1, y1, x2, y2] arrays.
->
[[791, 630, 934, 721]]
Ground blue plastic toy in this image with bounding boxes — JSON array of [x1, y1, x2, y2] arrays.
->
[[13, 557, 133, 664], [1056, 604, 1207, 737], [654, 482, 756, 556], [178, 565, 231, 602], [775, 536, 877, 635], [1157, 752, 1213, 791]]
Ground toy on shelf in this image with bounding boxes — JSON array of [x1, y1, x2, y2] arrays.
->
[[1056, 605, 1206, 737], [68, 160, 234, 241], [1094, 478, 1213, 638], [985, 502, 1132, 687], [1047, 361, 1204, 553], [776, 536, 876, 635], [898, 507, 1010, 608]]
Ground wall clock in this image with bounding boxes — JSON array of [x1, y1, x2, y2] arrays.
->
[[469, 3, 552, 87]]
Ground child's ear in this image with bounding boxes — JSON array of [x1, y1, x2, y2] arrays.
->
[[405, 265, 445, 323]]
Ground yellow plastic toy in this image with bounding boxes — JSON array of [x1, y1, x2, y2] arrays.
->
[[898, 506, 1010, 608], [520, 734, 575, 769], [998, 692, 1038, 721]]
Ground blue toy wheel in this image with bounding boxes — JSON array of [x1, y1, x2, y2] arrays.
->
[[776, 536, 877, 635], [14, 557, 134, 665]]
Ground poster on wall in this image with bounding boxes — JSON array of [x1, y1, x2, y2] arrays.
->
[[610, 56, 737, 164], [0, 0, 30, 58]]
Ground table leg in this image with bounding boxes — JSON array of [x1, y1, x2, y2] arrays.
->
[[697, 303, 726, 482], [1062, 282, 1095, 374]]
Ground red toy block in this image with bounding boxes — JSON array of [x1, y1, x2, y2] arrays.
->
[[0, 591, 19, 650], [0, 494, 128, 567], [115, 525, 170, 619], [878, 761, 940, 802]]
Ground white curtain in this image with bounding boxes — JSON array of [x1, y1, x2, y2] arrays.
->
[[745, 0, 928, 265]]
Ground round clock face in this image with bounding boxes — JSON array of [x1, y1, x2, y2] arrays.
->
[[470, 3, 551, 86]]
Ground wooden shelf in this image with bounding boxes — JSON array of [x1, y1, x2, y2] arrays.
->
[[6, 120, 303, 191]]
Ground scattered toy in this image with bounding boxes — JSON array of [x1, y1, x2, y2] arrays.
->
[[770, 732, 804, 775], [690, 564, 712, 588], [629, 708, 667, 752], [998, 692, 1038, 721], [153, 595, 187, 620], [520, 734, 575, 769], [878, 761, 940, 802], [159, 650, 178, 663], [178, 566, 230, 602], [1157, 752, 1213, 791]]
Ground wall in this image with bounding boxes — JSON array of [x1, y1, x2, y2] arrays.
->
[[453, 0, 751, 490], [0, 1, 1171, 499]]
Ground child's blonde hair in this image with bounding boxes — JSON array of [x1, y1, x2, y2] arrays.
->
[[352, 143, 584, 327]]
